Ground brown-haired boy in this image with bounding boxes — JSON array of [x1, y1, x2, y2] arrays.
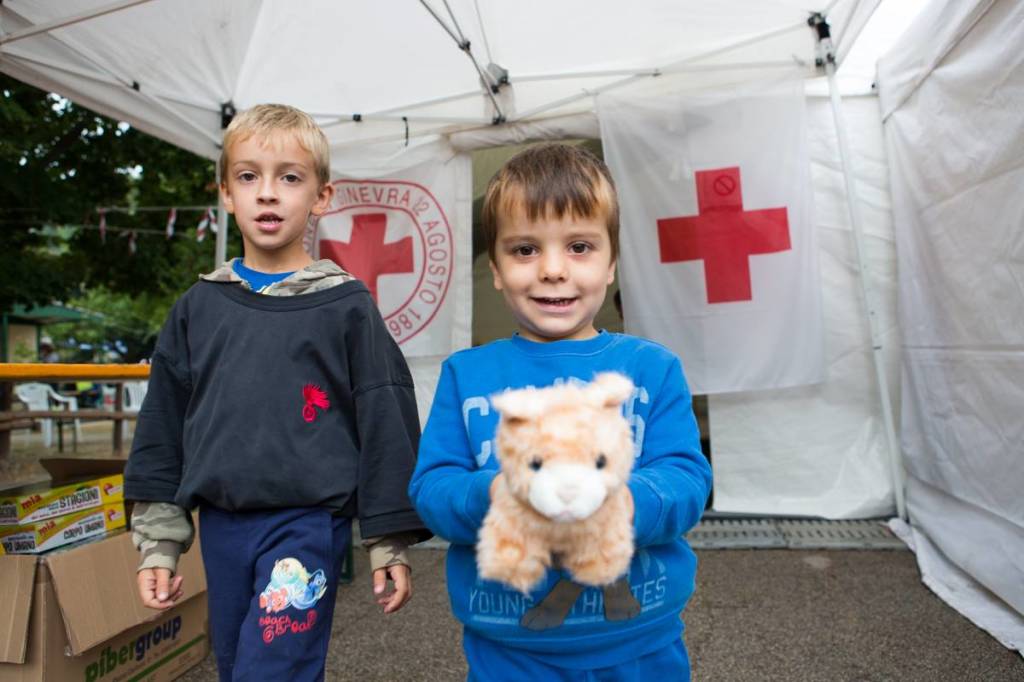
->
[[125, 104, 429, 681], [409, 143, 712, 679]]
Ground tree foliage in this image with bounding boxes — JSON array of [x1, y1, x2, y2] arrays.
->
[[48, 287, 177, 362], [1, 75, 238, 355]]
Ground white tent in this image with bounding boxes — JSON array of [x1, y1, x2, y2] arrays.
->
[[0, 0, 880, 157], [2, 0, 1020, 651], [0, 0, 900, 511], [876, 0, 1024, 652]]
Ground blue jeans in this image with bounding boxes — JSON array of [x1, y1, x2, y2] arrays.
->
[[199, 506, 351, 682]]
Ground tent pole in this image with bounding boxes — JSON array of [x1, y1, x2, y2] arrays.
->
[[215, 162, 228, 268], [0, 0, 154, 46], [417, 0, 505, 123], [815, 15, 906, 520]]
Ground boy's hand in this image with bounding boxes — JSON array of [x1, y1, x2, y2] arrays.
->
[[372, 564, 412, 614], [137, 567, 184, 610], [489, 473, 504, 499]]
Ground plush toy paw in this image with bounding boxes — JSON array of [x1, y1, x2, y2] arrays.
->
[[565, 556, 629, 587], [520, 580, 584, 631], [602, 578, 642, 621], [479, 551, 548, 594]]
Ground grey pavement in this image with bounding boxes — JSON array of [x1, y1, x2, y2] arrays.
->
[[179, 545, 1023, 681], [10, 427, 1019, 679]]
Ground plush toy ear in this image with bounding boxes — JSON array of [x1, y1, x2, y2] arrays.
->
[[589, 372, 635, 409], [491, 387, 545, 422]]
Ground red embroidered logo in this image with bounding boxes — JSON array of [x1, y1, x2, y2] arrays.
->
[[301, 384, 330, 423]]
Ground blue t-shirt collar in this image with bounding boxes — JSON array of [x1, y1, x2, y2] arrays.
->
[[509, 330, 614, 356], [232, 259, 296, 293]]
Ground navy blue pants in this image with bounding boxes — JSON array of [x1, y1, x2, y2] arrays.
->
[[199, 506, 351, 682], [464, 630, 690, 681]]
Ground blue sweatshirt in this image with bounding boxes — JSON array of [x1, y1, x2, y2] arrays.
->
[[409, 331, 712, 669]]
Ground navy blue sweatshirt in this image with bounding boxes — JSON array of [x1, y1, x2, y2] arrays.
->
[[125, 278, 426, 540]]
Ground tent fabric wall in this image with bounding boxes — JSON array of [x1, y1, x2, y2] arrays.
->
[[877, 0, 1024, 649], [325, 137, 474, 425], [709, 93, 899, 518]]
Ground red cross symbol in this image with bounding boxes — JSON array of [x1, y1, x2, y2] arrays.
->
[[320, 213, 414, 302], [657, 167, 790, 303]]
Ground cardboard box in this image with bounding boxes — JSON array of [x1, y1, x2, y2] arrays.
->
[[0, 530, 208, 682], [0, 458, 208, 681], [0, 459, 124, 526], [0, 504, 127, 555]]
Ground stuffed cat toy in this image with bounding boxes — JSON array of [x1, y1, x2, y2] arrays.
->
[[477, 372, 637, 594]]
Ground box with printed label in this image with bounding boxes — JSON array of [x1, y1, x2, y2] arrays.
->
[[0, 503, 126, 555], [0, 530, 208, 682], [0, 459, 124, 526]]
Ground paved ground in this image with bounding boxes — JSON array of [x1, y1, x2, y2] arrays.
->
[[0, 419, 136, 486], [177, 545, 1023, 681], [6, 426, 1021, 680]]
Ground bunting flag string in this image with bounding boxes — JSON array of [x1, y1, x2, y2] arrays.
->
[[50, 205, 226, 248], [195, 206, 215, 242], [17, 218, 217, 255], [12, 206, 227, 256], [33, 222, 191, 237], [165, 207, 177, 239], [95, 204, 213, 213], [93, 204, 219, 242]]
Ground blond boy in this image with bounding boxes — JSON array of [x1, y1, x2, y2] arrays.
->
[[125, 104, 429, 681]]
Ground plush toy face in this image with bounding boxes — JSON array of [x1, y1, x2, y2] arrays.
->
[[491, 373, 635, 522]]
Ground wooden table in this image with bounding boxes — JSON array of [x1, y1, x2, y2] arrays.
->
[[0, 363, 151, 457]]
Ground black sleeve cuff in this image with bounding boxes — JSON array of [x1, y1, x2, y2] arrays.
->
[[358, 509, 433, 544]]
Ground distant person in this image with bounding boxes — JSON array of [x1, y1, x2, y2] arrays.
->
[[74, 380, 101, 408], [38, 336, 66, 392], [124, 104, 430, 681], [38, 336, 59, 363], [409, 144, 712, 680]]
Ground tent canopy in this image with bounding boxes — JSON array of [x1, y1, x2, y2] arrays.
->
[[5, 0, 1021, 652], [0, 0, 879, 159]]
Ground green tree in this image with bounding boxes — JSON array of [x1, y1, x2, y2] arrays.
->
[[48, 287, 176, 362], [1, 75, 236, 352]]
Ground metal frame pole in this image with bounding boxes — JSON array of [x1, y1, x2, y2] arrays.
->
[[0, 0, 155, 46], [812, 13, 906, 520], [215, 161, 228, 267]]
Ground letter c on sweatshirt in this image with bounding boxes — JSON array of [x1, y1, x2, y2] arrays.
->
[[462, 396, 493, 466]]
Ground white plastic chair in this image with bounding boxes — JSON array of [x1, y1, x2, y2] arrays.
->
[[100, 385, 117, 411], [122, 381, 149, 412], [13, 382, 82, 447]]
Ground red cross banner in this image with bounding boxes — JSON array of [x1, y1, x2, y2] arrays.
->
[[598, 80, 824, 394], [314, 155, 471, 359]]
